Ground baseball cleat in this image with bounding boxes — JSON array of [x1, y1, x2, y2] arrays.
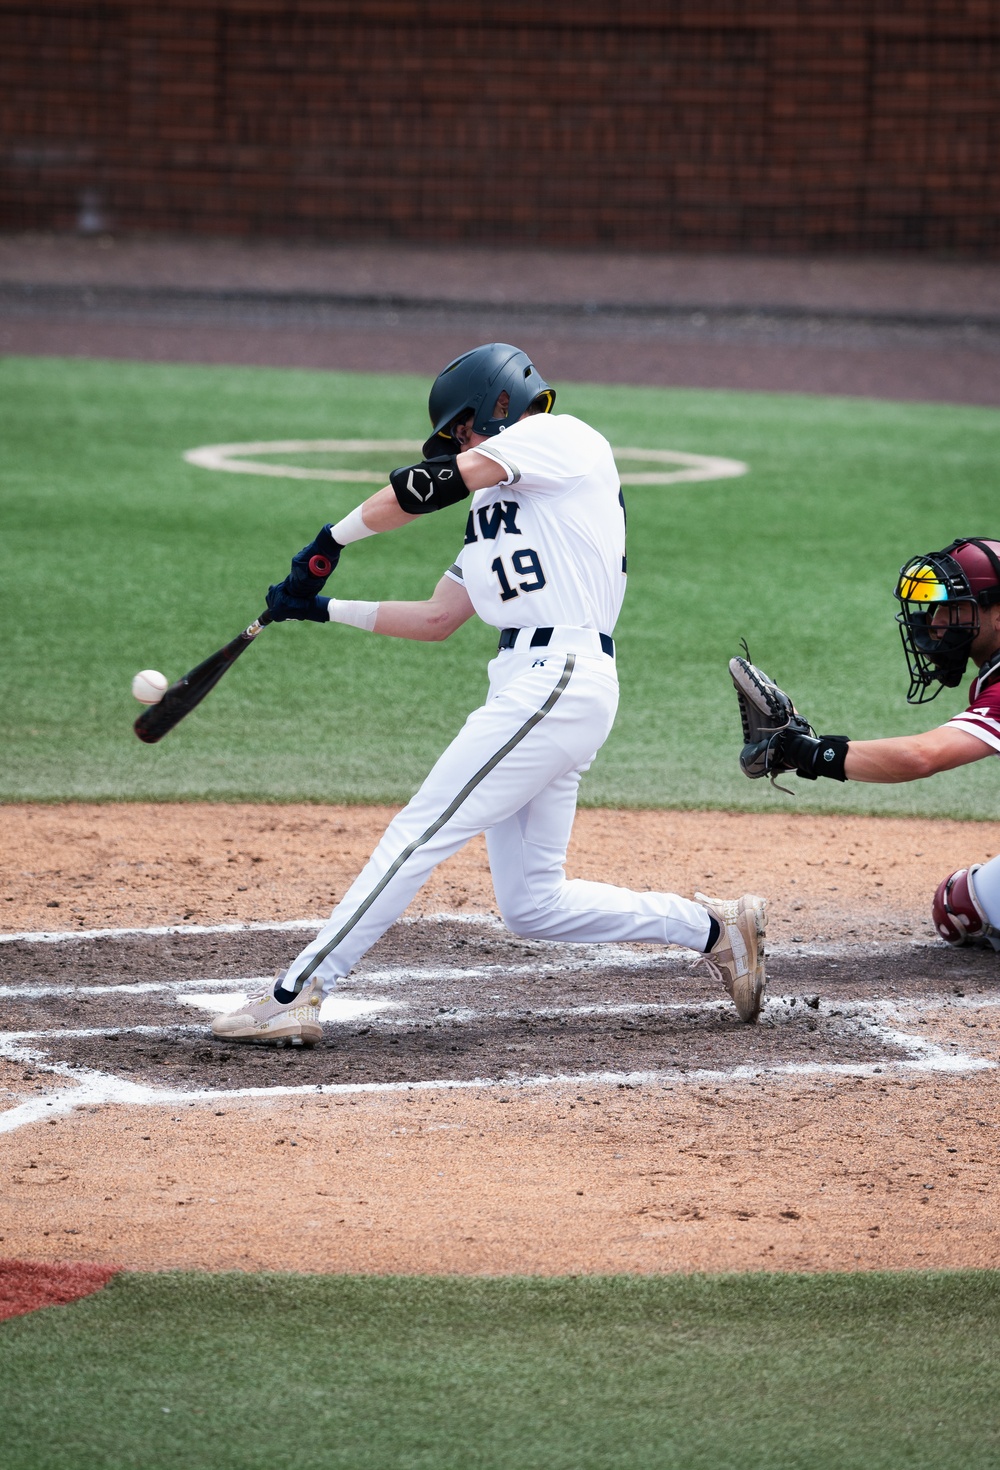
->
[[210, 972, 323, 1046], [692, 892, 768, 1024]]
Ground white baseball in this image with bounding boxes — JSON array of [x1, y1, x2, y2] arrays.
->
[[132, 669, 168, 705]]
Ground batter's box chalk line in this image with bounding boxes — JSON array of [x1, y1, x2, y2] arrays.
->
[[0, 913, 526, 946], [182, 439, 748, 487], [0, 913, 951, 968], [0, 918, 327, 945], [0, 992, 996, 1136]]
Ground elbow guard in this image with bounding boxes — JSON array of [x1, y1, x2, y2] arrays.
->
[[389, 456, 469, 515]]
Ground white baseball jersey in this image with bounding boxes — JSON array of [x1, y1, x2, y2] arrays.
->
[[443, 413, 626, 634]]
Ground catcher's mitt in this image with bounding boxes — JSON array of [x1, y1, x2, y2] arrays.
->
[[730, 654, 815, 791]]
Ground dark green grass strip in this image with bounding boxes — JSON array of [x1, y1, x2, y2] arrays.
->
[[2, 1270, 998, 1469]]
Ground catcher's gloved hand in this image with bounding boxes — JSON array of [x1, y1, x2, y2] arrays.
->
[[265, 586, 330, 623], [730, 655, 850, 789]]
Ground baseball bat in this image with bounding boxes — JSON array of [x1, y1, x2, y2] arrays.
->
[[133, 610, 273, 745]]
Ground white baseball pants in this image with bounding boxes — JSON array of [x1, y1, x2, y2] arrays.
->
[[284, 637, 712, 995]]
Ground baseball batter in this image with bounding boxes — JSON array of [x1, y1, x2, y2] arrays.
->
[[738, 537, 1000, 948], [212, 343, 767, 1045]]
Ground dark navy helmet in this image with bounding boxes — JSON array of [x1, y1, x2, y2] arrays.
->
[[422, 343, 555, 458]]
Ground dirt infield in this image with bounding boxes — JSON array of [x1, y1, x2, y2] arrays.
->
[[6, 801, 998, 941], [2, 803, 998, 1275]]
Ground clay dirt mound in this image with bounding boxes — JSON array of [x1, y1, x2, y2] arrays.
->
[[0, 1259, 119, 1321]]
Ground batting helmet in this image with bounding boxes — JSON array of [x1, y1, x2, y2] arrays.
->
[[931, 865, 1000, 949], [894, 538, 1000, 702], [422, 343, 555, 459]]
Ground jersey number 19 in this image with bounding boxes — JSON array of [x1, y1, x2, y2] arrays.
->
[[491, 549, 547, 602]]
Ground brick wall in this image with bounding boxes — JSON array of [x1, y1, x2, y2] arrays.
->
[[2, 1, 998, 253]]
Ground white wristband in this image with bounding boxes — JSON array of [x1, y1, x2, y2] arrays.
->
[[327, 598, 379, 632], [330, 506, 377, 545]]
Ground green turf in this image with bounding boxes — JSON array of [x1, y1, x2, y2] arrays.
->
[[3, 355, 1000, 814], [2, 1271, 998, 1469]]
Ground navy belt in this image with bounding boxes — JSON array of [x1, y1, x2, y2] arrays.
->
[[497, 627, 615, 657]]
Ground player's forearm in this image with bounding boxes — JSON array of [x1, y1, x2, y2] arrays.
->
[[334, 489, 417, 539], [328, 574, 474, 642], [844, 736, 941, 783], [844, 730, 991, 782], [371, 600, 469, 641]]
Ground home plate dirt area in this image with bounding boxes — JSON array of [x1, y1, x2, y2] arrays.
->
[[4, 919, 998, 1090], [1, 804, 999, 1275]]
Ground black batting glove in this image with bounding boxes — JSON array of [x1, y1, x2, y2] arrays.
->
[[283, 525, 343, 599], [265, 585, 331, 623]]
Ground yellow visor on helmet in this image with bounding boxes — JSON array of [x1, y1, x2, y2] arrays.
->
[[897, 561, 950, 608]]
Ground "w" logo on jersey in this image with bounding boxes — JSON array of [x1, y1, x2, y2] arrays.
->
[[464, 500, 522, 544]]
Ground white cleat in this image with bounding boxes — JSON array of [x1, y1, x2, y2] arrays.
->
[[692, 892, 768, 1024], [211, 973, 323, 1046]]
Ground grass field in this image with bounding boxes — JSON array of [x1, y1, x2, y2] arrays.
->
[[3, 354, 1000, 815], [4, 1270, 998, 1469]]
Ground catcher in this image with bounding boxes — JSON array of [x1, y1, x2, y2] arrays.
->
[[732, 537, 1000, 951]]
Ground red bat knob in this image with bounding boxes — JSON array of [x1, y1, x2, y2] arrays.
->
[[308, 554, 333, 578]]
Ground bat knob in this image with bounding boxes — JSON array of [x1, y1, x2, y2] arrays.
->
[[308, 554, 333, 578]]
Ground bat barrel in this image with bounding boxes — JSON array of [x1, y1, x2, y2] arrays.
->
[[133, 610, 270, 744]]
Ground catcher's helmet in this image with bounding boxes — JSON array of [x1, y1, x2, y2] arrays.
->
[[422, 343, 555, 459], [894, 538, 1000, 702]]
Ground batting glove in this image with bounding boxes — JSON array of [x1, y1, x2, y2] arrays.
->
[[265, 585, 331, 623], [283, 524, 342, 598]]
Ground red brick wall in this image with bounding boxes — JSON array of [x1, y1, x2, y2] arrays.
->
[[2, 1, 998, 253]]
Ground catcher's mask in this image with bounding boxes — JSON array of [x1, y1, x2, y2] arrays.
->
[[422, 343, 555, 459], [894, 537, 1000, 703]]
